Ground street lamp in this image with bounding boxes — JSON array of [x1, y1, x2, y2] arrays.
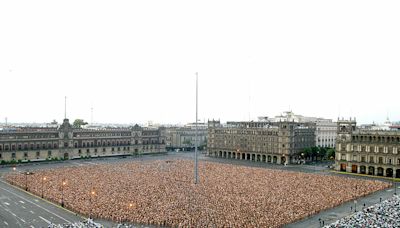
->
[[394, 173, 397, 195], [354, 184, 358, 212], [25, 171, 30, 191], [11, 167, 16, 185], [61, 179, 66, 207], [41, 176, 47, 198], [282, 154, 286, 166], [315, 151, 320, 173], [89, 190, 96, 219]]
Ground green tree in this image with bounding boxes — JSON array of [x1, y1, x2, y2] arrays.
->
[[301, 147, 312, 160], [326, 148, 335, 160], [73, 119, 88, 128], [319, 147, 327, 160], [311, 147, 319, 161]]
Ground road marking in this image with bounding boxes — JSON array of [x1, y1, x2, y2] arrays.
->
[[22, 206, 26, 209], [72, 162, 84, 166], [20, 218, 26, 223], [39, 216, 51, 224], [85, 162, 98, 165], [30, 226, 35, 228], [4, 221, 8, 226], [19, 200, 25, 204], [0, 186, 72, 223], [30, 210, 35, 214], [387, 189, 393, 192], [4, 202, 10, 206], [0, 204, 24, 226]]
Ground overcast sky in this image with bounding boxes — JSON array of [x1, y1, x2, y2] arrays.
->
[[1, 0, 399, 125]]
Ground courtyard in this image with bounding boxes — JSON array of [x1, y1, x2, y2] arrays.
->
[[4, 160, 391, 227]]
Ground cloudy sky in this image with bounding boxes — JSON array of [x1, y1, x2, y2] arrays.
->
[[1, 0, 399, 125]]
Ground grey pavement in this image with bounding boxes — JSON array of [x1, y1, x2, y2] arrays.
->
[[0, 179, 83, 227]]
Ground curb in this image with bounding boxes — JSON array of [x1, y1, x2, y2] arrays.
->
[[330, 171, 400, 182]]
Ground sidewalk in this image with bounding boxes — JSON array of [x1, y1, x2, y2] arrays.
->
[[285, 185, 400, 228]]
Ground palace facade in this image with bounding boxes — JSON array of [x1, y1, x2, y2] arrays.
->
[[0, 119, 166, 162], [207, 120, 315, 164], [335, 119, 400, 178]]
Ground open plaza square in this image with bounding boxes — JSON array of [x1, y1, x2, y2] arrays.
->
[[4, 160, 391, 227]]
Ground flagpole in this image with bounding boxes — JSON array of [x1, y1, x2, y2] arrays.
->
[[195, 72, 199, 184]]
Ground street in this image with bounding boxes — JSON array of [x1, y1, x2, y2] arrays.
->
[[0, 179, 82, 227]]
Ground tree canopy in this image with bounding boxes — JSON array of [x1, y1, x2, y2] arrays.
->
[[73, 119, 88, 128]]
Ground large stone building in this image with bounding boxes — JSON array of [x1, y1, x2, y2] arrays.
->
[[165, 123, 207, 151], [335, 118, 400, 178], [262, 111, 337, 148], [207, 120, 315, 164], [0, 118, 166, 162]]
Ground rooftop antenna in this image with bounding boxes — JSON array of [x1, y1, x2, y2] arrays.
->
[[194, 72, 199, 184], [5, 117, 7, 126], [64, 96, 67, 119], [91, 106, 94, 125], [248, 95, 251, 121]]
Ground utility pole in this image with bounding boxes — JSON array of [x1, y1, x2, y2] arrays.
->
[[194, 72, 199, 184], [91, 106, 93, 125], [64, 96, 67, 119]]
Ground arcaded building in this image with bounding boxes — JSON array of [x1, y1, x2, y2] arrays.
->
[[207, 120, 315, 164], [0, 119, 166, 162], [335, 119, 400, 178]]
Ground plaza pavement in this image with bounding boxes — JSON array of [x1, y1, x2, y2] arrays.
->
[[0, 151, 397, 227]]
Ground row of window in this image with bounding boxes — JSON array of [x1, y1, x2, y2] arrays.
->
[[0, 134, 58, 140], [75, 141, 131, 148], [74, 132, 131, 137], [339, 144, 399, 154], [214, 130, 280, 136], [340, 154, 400, 165], [78, 146, 130, 154], [0, 143, 58, 151], [1, 150, 53, 159], [0, 145, 164, 160], [352, 135, 400, 143], [0, 139, 166, 151]]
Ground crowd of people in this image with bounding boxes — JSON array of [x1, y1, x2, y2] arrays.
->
[[5, 160, 390, 227], [325, 195, 400, 228]]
